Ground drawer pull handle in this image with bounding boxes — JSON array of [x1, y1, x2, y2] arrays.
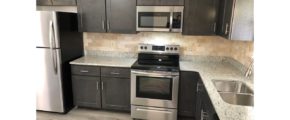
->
[[110, 72, 120, 75], [80, 70, 89, 73]]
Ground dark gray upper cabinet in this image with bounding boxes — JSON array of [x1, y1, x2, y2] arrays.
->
[[101, 77, 130, 111], [37, 0, 76, 6], [51, 0, 76, 5], [217, 0, 253, 41], [106, 0, 136, 33], [178, 71, 199, 118], [137, 0, 184, 6], [77, 0, 106, 32], [183, 0, 219, 35], [77, 0, 136, 33], [72, 75, 101, 109], [37, 0, 53, 5]]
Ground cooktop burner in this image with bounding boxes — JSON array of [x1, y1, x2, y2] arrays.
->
[[131, 60, 179, 72], [131, 44, 180, 72]]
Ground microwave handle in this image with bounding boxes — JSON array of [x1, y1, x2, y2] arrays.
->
[[169, 8, 173, 32]]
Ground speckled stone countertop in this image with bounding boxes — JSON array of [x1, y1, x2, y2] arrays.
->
[[70, 56, 137, 68], [180, 58, 253, 120]]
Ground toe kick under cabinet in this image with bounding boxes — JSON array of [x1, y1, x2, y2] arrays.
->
[[71, 65, 130, 112]]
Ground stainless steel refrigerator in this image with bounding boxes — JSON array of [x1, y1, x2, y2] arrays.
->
[[36, 11, 83, 113]]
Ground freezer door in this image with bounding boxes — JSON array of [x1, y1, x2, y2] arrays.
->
[[36, 48, 64, 113], [36, 11, 60, 48]]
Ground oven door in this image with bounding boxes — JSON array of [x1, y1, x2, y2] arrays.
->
[[131, 69, 179, 109]]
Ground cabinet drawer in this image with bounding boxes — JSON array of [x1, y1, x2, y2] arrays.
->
[[101, 67, 130, 78], [71, 65, 100, 76]]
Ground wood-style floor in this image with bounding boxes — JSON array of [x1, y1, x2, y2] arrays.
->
[[37, 107, 195, 120], [37, 108, 131, 120]]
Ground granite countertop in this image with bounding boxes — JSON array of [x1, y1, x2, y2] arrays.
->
[[70, 56, 137, 68], [180, 58, 253, 120]]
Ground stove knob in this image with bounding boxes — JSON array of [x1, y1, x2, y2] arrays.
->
[[170, 47, 173, 50], [144, 46, 147, 50], [174, 47, 178, 51], [140, 46, 143, 49], [166, 47, 169, 50]]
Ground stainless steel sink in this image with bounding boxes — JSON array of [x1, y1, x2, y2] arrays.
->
[[212, 80, 254, 106]]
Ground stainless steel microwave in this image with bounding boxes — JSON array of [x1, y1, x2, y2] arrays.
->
[[136, 6, 184, 32]]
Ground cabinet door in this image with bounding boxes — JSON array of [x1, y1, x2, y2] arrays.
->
[[77, 0, 106, 32], [72, 75, 101, 108], [137, 0, 184, 6], [52, 0, 76, 5], [183, 0, 218, 35], [200, 81, 220, 120], [217, 0, 234, 38], [178, 71, 198, 117], [106, 0, 136, 33], [37, 0, 53, 5], [101, 77, 130, 111], [195, 79, 203, 120]]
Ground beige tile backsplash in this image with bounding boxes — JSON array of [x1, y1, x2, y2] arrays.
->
[[83, 32, 253, 66]]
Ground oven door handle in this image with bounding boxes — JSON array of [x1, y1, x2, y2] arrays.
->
[[131, 70, 179, 78]]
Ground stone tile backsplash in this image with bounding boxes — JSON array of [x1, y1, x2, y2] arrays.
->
[[83, 32, 253, 66]]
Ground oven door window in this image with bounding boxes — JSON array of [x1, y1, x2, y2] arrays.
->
[[136, 76, 172, 100], [138, 12, 170, 28]]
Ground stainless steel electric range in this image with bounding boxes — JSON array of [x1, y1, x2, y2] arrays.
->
[[131, 44, 180, 120]]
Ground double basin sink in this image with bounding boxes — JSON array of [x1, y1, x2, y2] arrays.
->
[[212, 80, 254, 106]]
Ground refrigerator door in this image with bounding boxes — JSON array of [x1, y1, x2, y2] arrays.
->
[[36, 48, 64, 113], [36, 11, 60, 48]]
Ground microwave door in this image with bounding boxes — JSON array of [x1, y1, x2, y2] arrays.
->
[[137, 12, 171, 32]]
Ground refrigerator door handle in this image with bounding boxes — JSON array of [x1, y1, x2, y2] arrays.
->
[[50, 21, 58, 74]]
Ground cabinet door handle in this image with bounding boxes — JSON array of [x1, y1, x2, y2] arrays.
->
[[107, 21, 110, 31], [110, 72, 120, 75], [225, 23, 229, 35], [197, 82, 201, 92], [80, 70, 89, 73], [213, 22, 216, 33], [201, 109, 209, 120], [102, 18, 105, 30], [96, 82, 99, 90], [101, 82, 104, 90], [201, 109, 204, 120]]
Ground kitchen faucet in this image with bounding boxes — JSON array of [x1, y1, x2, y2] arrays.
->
[[245, 57, 254, 78]]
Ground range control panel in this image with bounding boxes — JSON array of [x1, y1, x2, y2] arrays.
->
[[138, 44, 180, 54]]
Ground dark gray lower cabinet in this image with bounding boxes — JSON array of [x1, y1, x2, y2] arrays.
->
[[71, 65, 130, 112], [72, 75, 101, 108], [196, 79, 219, 120], [101, 77, 130, 111], [179, 71, 219, 120], [178, 71, 199, 118]]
